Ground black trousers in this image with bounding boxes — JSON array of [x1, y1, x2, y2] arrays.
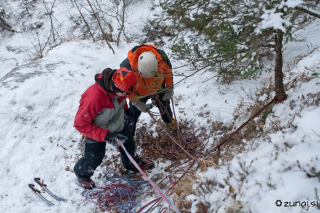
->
[[129, 93, 173, 135], [73, 125, 139, 180]]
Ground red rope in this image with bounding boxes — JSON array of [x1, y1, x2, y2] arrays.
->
[[202, 95, 287, 158]]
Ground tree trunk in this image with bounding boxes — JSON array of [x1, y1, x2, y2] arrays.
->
[[274, 30, 286, 100], [116, 0, 126, 47], [73, 0, 95, 42], [87, 0, 115, 54]]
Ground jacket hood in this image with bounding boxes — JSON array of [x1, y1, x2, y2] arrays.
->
[[95, 68, 116, 94]]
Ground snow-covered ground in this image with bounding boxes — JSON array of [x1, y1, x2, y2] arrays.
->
[[1, 0, 320, 212]]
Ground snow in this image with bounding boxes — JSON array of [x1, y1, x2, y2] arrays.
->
[[1, 0, 320, 213], [285, 0, 305, 8], [259, 9, 291, 32]]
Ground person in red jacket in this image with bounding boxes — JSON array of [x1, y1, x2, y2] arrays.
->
[[120, 44, 179, 135], [73, 67, 154, 190]]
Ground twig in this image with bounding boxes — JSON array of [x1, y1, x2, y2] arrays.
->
[[312, 129, 320, 139]]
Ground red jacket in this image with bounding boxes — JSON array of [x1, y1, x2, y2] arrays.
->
[[74, 72, 128, 142]]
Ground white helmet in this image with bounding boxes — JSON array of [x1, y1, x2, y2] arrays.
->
[[137, 51, 158, 78]]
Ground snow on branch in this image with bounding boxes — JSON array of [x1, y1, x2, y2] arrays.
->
[[258, 9, 291, 33], [296, 6, 320, 19]]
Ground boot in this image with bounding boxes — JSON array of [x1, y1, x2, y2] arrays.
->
[[131, 157, 155, 171], [138, 158, 155, 170], [166, 119, 181, 132], [77, 177, 96, 190]]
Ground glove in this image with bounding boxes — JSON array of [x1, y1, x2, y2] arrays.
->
[[105, 132, 127, 147], [162, 87, 174, 101], [133, 99, 152, 112]]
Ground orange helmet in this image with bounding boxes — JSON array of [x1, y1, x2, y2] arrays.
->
[[112, 67, 138, 95]]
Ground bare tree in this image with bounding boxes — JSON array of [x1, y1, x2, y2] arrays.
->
[[116, 0, 126, 46], [26, 32, 51, 59], [73, 0, 96, 41], [85, 0, 133, 46], [274, 30, 285, 99], [86, 0, 115, 54], [42, 0, 58, 42]]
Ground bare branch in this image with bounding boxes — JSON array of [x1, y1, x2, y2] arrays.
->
[[26, 32, 51, 59], [116, 0, 126, 47], [73, 0, 95, 41], [296, 6, 320, 19], [86, 0, 115, 54], [42, 0, 57, 42], [0, 15, 14, 32]]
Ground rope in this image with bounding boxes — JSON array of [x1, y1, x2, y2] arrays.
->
[[202, 95, 287, 159], [148, 111, 196, 160], [82, 172, 152, 212], [147, 96, 205, 161], [116, 138, 181, 213]]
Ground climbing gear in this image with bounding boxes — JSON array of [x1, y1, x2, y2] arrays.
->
[[166, 119, 180, 131], [77, 177, 96, 190], [34, 178, 67, 202], [28, 178, 67, 206], [135, 159, 155, 171], [137, 51, 158, 78], [82, 172, 152, 212], [29, 184, 55, 206], [112, 67, 138, 94]]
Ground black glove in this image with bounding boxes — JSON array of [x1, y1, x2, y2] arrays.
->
[[105, 132, 127, 147]]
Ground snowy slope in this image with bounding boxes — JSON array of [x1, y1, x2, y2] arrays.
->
[[1, 0, 320, 213]]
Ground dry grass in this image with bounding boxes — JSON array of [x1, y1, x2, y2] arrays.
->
[[172, 173, 200, 211], [135, 118, 209, 166]]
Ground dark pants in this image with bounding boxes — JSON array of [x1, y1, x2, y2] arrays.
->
[[74, 125, 139, 180], [129, 93, 173, 135]]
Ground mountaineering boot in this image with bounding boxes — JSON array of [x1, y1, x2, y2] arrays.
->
[[166, 119, 181, 132], [131, 155, 155, 171], [137, 158, 155, 171], [77, 177, 96, 190]]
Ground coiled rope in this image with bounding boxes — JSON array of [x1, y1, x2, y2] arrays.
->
[[82, 172, 153, 212]]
